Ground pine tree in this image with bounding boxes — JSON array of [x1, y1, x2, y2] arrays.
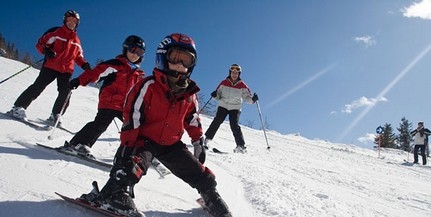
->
[[397, 117, 412, 152], [374, 123, 397, 148]]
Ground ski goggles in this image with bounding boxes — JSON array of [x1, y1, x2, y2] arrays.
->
[[230, 66, 241, 72], [166, 47, 196, 68], [127, 45, 145, 57]]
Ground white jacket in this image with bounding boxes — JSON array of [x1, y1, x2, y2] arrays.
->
[[214, 78, 254, 111]]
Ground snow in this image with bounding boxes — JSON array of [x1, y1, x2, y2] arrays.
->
[[1, 56, 431, 217]]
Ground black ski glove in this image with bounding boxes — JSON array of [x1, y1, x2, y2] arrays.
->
[[193, 137, 206, 164], [43, 47, 56, 59], [211, 90, 217, 98], [69, 78, 80, 90], [81, 62, 92, 71], [252, 93, 259, 102]]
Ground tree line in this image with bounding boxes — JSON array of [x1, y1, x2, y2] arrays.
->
[[374, 116, 415, 152], [0, 33, 42, 69]]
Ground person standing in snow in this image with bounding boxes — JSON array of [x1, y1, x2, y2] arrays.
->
[[204, 63, 258, 153], [80, 33, 232, 216], [410, 121, 431, 165], [9, 10, 91, 125], [64, 35, 146, 158]]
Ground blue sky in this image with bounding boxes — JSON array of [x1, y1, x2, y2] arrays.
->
[[2, 0, 431, 148]]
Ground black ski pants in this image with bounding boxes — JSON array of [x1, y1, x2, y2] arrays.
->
[[14, 67, 71, 116], [414, 144, 427, 165], [70, 109, 122, 148], [205, 106, 245, 147], [110, 139, 217, 193]]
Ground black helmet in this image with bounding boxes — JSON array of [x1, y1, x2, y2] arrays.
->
[[122, 35, 146, 63], [156, 33, 197, 76], [63, 10, 80, 28]]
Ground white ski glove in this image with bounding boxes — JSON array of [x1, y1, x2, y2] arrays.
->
[[193, 137, 206, 164]]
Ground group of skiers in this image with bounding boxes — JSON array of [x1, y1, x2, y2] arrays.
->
[[7, 10, 260, 216]]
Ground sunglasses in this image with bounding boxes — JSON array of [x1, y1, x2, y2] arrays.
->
[[230, 66, 241, 71], [166, 47, 196, 68], [128, 45, 145, 57]]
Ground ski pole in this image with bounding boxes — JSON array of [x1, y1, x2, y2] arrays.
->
[[256, 100, 270, 150], [113, 118, 121, 133], [0, 58, 44, 85], [199, 97, 212, 113], [48, 91, 72, 140]]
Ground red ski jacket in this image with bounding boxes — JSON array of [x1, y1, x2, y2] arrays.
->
[[120, 68, 202, 147], [36, 25, 87, 74], [77, 55, 145, 111]]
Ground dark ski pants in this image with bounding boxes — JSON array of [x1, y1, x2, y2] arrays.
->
[[70, 109, 122, 148], [205, 106, 245, 147], [112, 139, 217, 193], [14, 67, 71, 116], [414, 144, 427, 165]]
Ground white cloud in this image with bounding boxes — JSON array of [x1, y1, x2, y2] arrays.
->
[[357, 133, 377, 144], [354, 35, 376, 48], [342, 96, 388, 114], [402, 0, 431, 19]]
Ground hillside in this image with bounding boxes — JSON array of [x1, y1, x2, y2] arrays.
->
[[0, 57, 430, 217]]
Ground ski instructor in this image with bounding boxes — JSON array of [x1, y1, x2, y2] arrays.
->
[[9, 10, 91, 125], [80, 33, 232, 217]]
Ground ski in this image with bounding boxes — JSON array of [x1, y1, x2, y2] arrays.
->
[[55, 192, 145, 217], [151, 158, 172, 178], [36, 143, 170, 177], [0, 111, 48, 131], [35, 118, 76, 134], [212, 148, 228, 154], [36, 143, 113, 168]]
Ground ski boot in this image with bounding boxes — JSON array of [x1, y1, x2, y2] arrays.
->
[[233, 145, 247, 153], [99, 178, 145, 217], [200, 189, 232, 217], [9, 106, 27, 120]]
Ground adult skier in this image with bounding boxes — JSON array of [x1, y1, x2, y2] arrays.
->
[[204, 63, 258, 153], [80, 33, 232, 217], [410, 121, 431, 165], [9, 10, 91, 125]]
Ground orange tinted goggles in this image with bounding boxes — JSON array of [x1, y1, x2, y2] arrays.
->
[[166, 48, 196, 68], [128, 46, 145, 57]]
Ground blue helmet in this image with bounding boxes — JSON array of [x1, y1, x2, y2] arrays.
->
[[156, 33, 197, 76]]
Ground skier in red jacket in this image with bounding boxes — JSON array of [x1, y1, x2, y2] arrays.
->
[[9, 10, 91, 125], [65, 35, 146, 157], [81, 33, 232, 217]]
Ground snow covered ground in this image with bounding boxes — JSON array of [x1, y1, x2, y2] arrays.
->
[[0, 57, 431, 217]]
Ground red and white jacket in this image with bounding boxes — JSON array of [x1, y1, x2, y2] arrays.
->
[[77, 55, 145, 111], [36, 25, 87, 73], [120, 68, 202, 147], [213, 78, 254, 111]]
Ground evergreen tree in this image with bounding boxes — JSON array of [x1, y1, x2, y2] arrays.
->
[[397, 117, 412, 152], [21, 52, 32, 65], [374, 123, 397, 148]]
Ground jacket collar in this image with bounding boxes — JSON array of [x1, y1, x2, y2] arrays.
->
[[153, 68, 200, 102]]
